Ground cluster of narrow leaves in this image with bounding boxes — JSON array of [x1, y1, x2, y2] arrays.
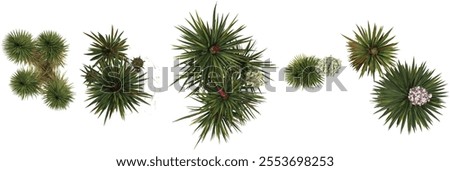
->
[[343, 23, 398, 78], [82, 27, 151, 124], [285, 54, 341, 89], [175, 74, 264, 144], [285, 55, 323, 89], [3, 30, 74, 110], [373, 60, 446, 133], [174, 5, 273, 145]]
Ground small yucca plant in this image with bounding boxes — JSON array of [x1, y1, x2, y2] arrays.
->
[[82, 27, 152, 124], [43, 74, 74, 110], [3, 30, 74, 110], [10, 69, 41, 99], [343, 22, 398, 78], [173, 5, 273, 145], [285, 54, 323, 88], [373, 60, 446, 133]]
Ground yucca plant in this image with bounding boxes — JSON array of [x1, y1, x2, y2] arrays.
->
[[10, 69, 41, 99], [43, 74, 74, 110], [343, 22, 398, 78], [175, 73, 264, 145], [173, 5, 273, 145], [3, 30, 74, 109], [83, 27, 152, 124], [373, 60, 446, 133], [285, 54, 323, 88]]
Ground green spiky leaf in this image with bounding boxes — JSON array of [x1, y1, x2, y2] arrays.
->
[[81, 65, 99, 85], [373, 60, 446, 133], [343, 22, 398, 78], [285, 54, 323, 88]]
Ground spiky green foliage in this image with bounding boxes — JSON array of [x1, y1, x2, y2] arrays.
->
[[373, 60, 446, 133], [3, 30, 35, 64], [343, 23, 398, 78], [285, 55, 323, 88], [174, 5, 272, 144], [36, 31, 68, 67], [81, 65, 99, 85], [238, 41, 271, 90], [85, 61, 151, 123], [176, 74, 264, 145], [10, 69, 41, 99], [4, 30, 73, 109], [174, 5, 256, 93], [84, 27, 152, 123], [43, 75, 74, 110], [85, 27, 128, 66]]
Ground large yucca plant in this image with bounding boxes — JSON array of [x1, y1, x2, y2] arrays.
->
[[343, 23, 398, 78], [173, 5, 273, 145], [3, 30, 74, 110], [83, 27, 152, 124], [373, 60, 446, 133], [175, 74, 264, 145]]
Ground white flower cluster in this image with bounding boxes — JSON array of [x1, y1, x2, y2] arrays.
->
[[408, 86, 432, 106], [318, 56, 341, 76], [244, 70, 264, 87]]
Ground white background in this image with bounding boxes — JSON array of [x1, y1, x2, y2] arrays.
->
[[1, 0, 449, 170]]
